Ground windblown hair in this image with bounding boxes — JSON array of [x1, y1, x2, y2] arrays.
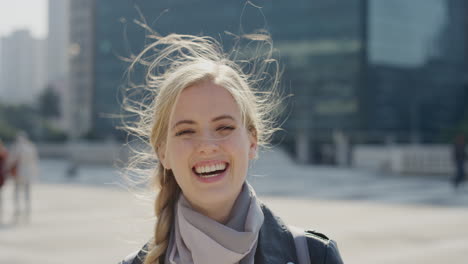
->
[[122, 24, 283, 264]]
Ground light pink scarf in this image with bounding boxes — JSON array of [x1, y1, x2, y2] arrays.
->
[[165, 182, 264, 264]]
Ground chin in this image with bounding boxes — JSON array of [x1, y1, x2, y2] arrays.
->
[[190, 183, 242, 208]]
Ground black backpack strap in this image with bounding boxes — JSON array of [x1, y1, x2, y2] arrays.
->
[[305, 230, 344, 264], [289, 225, 311, 264]]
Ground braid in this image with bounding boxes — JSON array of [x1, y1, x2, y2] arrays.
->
[[143, 164, 180, 264]]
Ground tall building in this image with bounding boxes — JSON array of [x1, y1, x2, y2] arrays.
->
[[48, 0, 70, 82], [68, 0, 467, 163], [465, 2, 468, 73], [365, 0, 467, 143], [34, 37, 48, 97], [0, 30, 46, 104], [269, 0, 364, 163], [48, 0, 71, 131], [70, 0, 364, 146], [71, 0, 267, 139], [69, 0, 95, 138]]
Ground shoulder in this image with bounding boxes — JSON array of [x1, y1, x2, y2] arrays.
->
[[258, 203, 343, 264], [304, 230, 344, 264]]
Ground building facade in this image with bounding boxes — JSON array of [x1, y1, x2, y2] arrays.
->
[[269, 0, 364, 163], [84, 0, 271, 139], [0, 30, 46, 105], [48, 0, 71, 131], [365, 0, 467, 143], [48, 0, 70, 82], [69, 0, 95, 138], [68, 0, 467, 163]]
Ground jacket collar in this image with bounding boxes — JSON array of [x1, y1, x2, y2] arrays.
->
[[255, 203, 298, 264]]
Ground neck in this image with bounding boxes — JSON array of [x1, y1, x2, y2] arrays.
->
[[193, 199, 236, 224], [188, 187, 243, 224]]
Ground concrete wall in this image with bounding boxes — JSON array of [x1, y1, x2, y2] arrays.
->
[[352, 144, 461, 176], [37, 142, 132, 165]]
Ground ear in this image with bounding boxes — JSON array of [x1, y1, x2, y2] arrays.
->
[[248, 130, 258, 160], [157, 142, 171, 169]]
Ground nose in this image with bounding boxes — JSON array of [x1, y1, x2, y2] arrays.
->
[[195, 134, 219, 155]]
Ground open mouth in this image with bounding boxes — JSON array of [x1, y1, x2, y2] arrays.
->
[[192, 162, 229, 178]]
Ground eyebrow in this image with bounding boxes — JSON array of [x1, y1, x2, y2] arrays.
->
[[173, 115, 236, 129]]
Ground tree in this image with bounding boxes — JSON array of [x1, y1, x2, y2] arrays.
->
[[39, 85, 60, 118], [0, 103, 39, 141]]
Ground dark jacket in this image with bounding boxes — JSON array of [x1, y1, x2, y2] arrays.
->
[[120, 203, 344, 264]]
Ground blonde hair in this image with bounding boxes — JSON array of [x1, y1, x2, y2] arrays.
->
[[122, 27, 282, 264]]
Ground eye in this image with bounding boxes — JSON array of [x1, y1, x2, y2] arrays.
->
[[217, 125, 235, 131], [175, 129, 195, 137], [217, 126, 235, 134]]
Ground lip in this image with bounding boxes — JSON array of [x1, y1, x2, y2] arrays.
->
[[191, 162, 230, 184]]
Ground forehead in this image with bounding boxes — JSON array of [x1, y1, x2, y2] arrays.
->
[[170, 81, 241, 123]]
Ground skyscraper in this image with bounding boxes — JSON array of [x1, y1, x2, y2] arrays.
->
[[67, 0, 468, 163], [365, 0, 467, 143], [71, 0, 264, 139], [0, 30, 46, 104], [48, 0, 71, 131], [269, 0, 364, 163], [48, 0, 70, 82], [69, 0, 94, 138]]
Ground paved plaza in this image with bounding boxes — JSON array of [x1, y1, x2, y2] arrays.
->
[[1, 149, 467, 263]]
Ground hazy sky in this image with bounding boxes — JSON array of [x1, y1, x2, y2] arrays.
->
[[0, 0, 48, 38]]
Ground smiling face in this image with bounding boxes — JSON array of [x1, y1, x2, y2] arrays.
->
[[159, 80, 257, 214]]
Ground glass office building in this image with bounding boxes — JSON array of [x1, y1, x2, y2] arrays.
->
[[365, 0, 467, 143], [69, 0, 95, 139], [71, 0, 467, 162], [88, 0, 365, 162], [269, 0, 364, 162], [91, 0, 267, 139]]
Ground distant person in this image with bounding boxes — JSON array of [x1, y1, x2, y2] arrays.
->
[[0, 140, 8, 223], [453, 134, 467, 189], [6, 132, 39, 222], [66, 161, 79, 178], [119, 30, 343, 264]]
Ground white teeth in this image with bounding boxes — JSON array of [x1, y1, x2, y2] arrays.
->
[[194, 163, 227, 174], [200, 173, 219, 178]]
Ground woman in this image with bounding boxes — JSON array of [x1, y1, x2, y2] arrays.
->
[[5, 132, 38, 222], [120, 31, 343, 264]]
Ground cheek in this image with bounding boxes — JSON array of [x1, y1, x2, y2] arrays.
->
[[225, 134, 251, 163], [167, 140, 193, 168], [168, 141, 195, 188]]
